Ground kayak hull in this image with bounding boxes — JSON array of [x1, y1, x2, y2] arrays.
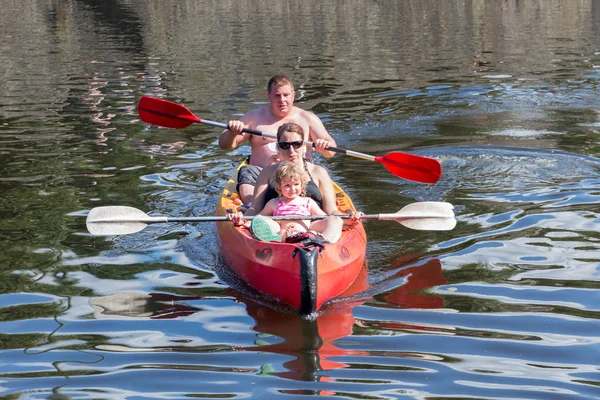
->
[[216, 161, 367, 314]]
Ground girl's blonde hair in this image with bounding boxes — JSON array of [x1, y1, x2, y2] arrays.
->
[[274, 161, 308, 196]]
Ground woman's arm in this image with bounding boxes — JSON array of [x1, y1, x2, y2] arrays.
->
[[310, 163, 362, 225], [242, 164, 275, 216], [308, 198, 327, 216], [311, 164, 339, 215]]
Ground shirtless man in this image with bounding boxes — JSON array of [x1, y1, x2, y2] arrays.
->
[[218, 75, 337, 205]]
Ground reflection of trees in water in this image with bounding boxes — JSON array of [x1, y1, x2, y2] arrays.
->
[[88, 267, 369, 385], [88, 259, 450, 385], [0, 297, 64, 351], [5, 1, 596, 119], [89, 289, 355, 388]]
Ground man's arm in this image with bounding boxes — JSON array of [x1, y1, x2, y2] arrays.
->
[[306, 111, 337, 158], [218, 119, 249, 150]]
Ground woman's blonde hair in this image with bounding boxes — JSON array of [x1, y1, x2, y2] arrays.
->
[[274, 160, 308, 196]]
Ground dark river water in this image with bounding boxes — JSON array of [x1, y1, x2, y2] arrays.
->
[[2, 1, 600, 398]]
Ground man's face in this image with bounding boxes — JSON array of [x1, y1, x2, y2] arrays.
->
[[267, 84, 295, 116]]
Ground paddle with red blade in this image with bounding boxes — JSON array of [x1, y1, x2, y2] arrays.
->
[[138, 96, 442, 184], [86, 202, 456, 236]]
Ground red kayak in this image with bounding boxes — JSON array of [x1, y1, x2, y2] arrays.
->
[[216, 161, 367, 315]]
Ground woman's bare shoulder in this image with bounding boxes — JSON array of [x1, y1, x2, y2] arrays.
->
[[307, 162, 330, 178]]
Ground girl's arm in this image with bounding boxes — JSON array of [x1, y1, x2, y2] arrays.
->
[[259, 199, 277, 216]]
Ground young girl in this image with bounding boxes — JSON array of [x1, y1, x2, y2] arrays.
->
[[254, 160, 328, 241]]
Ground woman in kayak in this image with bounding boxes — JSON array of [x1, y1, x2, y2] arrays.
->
[[229, 122, 362, 243]]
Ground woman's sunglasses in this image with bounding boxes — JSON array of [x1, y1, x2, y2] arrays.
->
[[278, 141, 304, 150]]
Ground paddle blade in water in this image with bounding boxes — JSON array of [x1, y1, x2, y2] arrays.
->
[[138, 96, 201, 129], [374, 152, 442, 184]]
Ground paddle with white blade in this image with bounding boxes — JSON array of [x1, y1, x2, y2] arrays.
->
[[86, 202, 456, 236]]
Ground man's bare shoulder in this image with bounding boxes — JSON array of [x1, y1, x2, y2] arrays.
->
[[242, 107, 269, 125], [294, 107, 327, 133], [292, 106, 319, 120]]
